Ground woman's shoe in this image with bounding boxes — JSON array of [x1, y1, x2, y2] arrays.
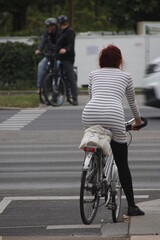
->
[[128, 205, 145, 216]]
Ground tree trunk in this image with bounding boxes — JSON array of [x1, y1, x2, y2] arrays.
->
[[12, 10, 26, 32], [69, 0, 73, 28]]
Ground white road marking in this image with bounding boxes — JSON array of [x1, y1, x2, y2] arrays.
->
[[0, 144, 79, 148], [134, 188, 160, 191], [0, 128, 20, 130], [46, 224, 101, 230], [122, 195, 149, 199], [0, 194, 149, 215], [0, 150, 80, 155], [0, 109, 46, 130], [0, 198, 12, 214], [5, 196, 80, 201]]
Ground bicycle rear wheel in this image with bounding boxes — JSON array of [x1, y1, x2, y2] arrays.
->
[[43, 73, 66, 107], [80, 153, 100, 224], [111, 173, 122, 223]]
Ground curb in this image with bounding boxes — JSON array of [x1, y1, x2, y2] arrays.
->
[[0, 88, 143, 96]]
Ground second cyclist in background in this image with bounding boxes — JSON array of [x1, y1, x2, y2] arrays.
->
[[56, 15, 78, 106], [35, 18, 60, 93]]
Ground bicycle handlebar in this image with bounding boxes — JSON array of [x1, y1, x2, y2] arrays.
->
[[39, 51, 57, 58], [125, 117, 148, 131]]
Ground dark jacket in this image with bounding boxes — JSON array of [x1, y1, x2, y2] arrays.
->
[[38, 27, 60, 52], [55, 26, 75, 63]]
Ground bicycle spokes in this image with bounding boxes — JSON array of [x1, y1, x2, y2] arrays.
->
[[43, 73, 66, 107], [80, 154, 100, 224]]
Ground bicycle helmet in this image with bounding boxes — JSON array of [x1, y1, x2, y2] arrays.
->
[[57, 15, 68, 24], [45, 18, 57, 27]]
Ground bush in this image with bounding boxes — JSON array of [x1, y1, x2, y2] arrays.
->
[[0, 41, 40, 90]]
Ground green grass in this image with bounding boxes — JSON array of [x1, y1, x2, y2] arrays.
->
[[0, 94, 40, 108]]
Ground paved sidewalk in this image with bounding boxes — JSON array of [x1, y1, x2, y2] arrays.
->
[[101, 198, 160, 239]]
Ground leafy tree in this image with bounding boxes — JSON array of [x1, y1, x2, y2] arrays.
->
[[0, 0, 160, 35], [73, 0, 109, 31], [107, 0, 160, 33], [0, 0, 33, 32]]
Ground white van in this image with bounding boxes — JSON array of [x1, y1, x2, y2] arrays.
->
[[142, 57, 160, 108]]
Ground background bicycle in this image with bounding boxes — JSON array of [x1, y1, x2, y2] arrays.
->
[[79, 117, 147, 225], [39, 49, 77, 107]]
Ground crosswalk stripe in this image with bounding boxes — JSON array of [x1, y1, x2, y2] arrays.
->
[[0, 109, 46, 130]]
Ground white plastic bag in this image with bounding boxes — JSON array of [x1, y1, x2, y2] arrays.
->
[[79, 125, 112, 156]]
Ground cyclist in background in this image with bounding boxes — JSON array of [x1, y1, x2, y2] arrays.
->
[[82, 44, 145, 216], [35, 18, 60, 93], [56, 15, 78, 106]]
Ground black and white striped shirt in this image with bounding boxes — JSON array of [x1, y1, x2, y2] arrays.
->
[[82, 68, 140, 143]]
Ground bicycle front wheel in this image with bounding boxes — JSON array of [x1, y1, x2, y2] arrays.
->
[[111, 170, 122, 223], [80, 153, 100, 225], [39, 76, 47, 104], [43, 73, 66, 107]]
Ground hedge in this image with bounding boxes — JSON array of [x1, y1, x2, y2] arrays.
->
[[0, 41, 41, 90]]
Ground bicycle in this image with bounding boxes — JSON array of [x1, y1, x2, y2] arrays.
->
[[79, 117, 147, 225], [39, 49, 66, 107], [39, 49, 77, 107]]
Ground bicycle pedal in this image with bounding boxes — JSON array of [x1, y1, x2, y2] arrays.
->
[[108, 203, 116, 210], [101, 192, 106, 197], [101, 180, 108, 197], [123, 214, 131, 223]]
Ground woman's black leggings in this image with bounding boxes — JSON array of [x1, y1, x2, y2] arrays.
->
[[111, 140, 135, 207]]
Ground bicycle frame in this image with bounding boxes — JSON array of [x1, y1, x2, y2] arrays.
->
[[40, 51, 67, 107], [45, 54, 62, 79], [104, 153, 119, 193]]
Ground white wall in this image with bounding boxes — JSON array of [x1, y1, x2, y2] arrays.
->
[[75, 34, 160, 87]]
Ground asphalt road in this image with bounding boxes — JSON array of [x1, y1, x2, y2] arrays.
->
[[0, 95, 160, 236]]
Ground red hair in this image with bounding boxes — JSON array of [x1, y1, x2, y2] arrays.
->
[[99, 44, 123, 69]]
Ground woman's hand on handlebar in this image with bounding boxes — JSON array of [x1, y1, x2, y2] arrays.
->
[[131, 117, 142, 131], [125, 117, 147, 131], [131, 117, 147, 131]]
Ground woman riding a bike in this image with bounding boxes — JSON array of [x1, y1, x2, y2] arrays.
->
[[82, 44, 145, 216]]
